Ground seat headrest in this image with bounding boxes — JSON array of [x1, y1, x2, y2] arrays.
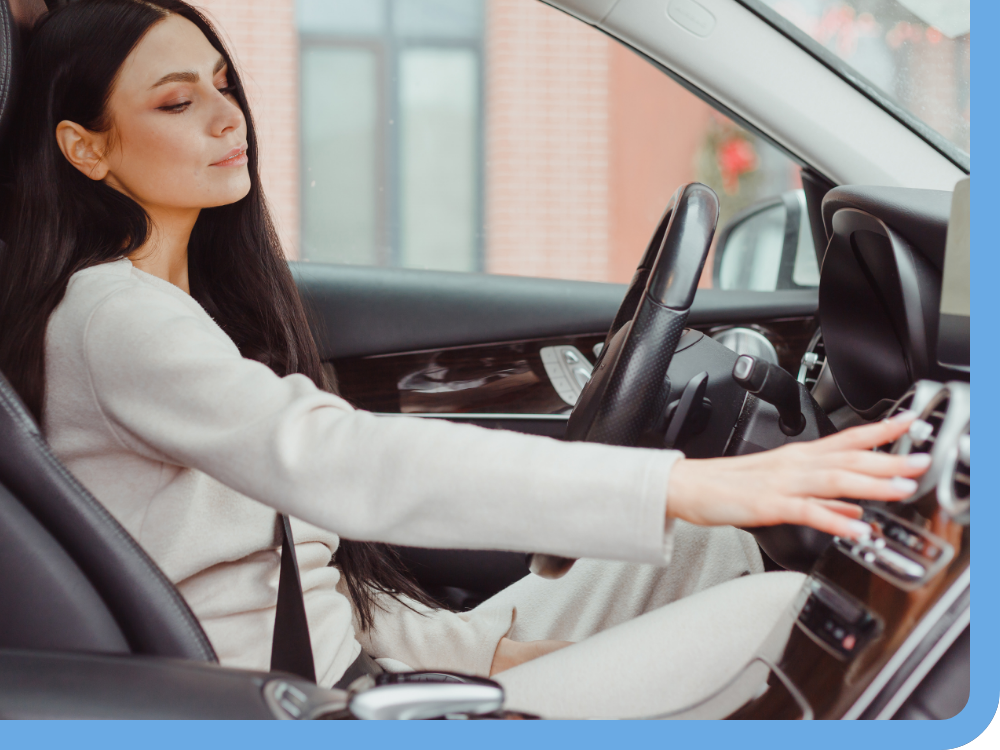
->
[[0, 0, 47, 145]]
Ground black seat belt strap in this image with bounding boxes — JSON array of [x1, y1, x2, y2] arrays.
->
[[270, 514, 316, 682]]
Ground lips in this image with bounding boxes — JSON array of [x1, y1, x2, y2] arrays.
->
[[210, 142, 249, 167]]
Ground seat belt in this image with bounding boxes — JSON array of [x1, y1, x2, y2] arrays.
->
[[270, 514, 316, 682]]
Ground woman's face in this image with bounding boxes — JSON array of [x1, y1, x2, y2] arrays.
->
[[59, 14, 251, 213]]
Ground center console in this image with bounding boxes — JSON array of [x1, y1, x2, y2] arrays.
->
[[667, 380, 971, 720]]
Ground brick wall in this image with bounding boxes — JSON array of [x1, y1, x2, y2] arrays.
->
[[484, 0, 612, 282]]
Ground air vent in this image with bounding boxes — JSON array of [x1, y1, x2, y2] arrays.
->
[[886, 393, 914, 419], [909, 396, 950, 454], [879, 381, 947, 454], [798, 329, 846, 412], [875, 386, 917, 453], [797, 329, 826, 389], [902, 382, 969, 508], [939, 428, 970, 521], [954, 434, 970, 504]]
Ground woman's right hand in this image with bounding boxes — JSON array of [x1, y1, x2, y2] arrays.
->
[[666, 412, 930, 541]]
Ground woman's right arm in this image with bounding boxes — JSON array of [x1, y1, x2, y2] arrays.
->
[[82, 286, 923, 563]]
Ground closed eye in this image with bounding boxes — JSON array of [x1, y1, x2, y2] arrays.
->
[[158, 100, 191, 113], [157, 84, 237, 113]]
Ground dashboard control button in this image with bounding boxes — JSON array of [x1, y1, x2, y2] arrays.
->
[[833, 507, 953, 590], [797, 579, 879, 660], [874, 547, 926, 581], [539, 346, 593, 406]]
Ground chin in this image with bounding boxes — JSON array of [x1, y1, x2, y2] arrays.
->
[[208, 174, 253, 208]]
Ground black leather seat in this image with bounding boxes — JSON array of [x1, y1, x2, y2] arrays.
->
[[0, 372, 217, 660], [0, 0, 216, 663]]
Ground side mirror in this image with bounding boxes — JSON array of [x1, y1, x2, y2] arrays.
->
[[713, 190, 819, 291]]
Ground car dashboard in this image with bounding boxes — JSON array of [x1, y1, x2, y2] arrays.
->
[[709, 182, 972, 720]]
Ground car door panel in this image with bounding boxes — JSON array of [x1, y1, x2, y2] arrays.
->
[[293, 263, 818, 436], [292, 262, 818, 361]]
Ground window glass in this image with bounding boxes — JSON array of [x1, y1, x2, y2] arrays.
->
[[719, 204, 787, 292], [399, 48, 480, 272], [296, 0, 385, 35], [300, 47, 380, 265], [393, 0, 483, 38], [752, 0, 970, 157], [716, 190, 819, 291], [198, 0, 812, 289], [792, 210, 821, 286]]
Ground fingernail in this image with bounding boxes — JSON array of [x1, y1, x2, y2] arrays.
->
[[891, 476, 919, 494], [906, 453, 932, 469], [890, 410, 917, 423], [847, 520, 872, 540]]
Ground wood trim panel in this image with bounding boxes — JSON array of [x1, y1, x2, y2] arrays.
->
[[331, 318, 816, 415], [332, 334, 604, 414], [730, 506, 969, 720]]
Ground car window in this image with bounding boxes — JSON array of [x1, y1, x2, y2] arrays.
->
[[198, 0, 812, 290], [744, 0, 970, 162]]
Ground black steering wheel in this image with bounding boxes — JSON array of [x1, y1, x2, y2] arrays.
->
[[530, 183, 719, 578], [568, 183, 719, 445]]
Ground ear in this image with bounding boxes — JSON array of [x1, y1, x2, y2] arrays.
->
[[55, 120, 111, 180]]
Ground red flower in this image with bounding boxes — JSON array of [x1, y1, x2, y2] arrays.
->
[[717, 137, 758, 194]]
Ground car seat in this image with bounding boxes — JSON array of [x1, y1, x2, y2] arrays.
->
[[0, 365, 218, 660]]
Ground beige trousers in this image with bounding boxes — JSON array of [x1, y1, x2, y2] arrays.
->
[[474, 522, 806, 719]]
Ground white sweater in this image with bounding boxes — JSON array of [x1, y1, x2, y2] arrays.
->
[[43, 259, 681, 685]]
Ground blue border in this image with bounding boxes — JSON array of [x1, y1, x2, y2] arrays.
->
[[2, 0, 994, 747]]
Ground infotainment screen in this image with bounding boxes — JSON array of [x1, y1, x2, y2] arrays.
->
[[938, 178, 970, 369]]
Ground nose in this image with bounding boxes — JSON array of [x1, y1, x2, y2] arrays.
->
[[209, 88, 245, 138]]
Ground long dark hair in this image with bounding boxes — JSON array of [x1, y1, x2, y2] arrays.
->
[[0, 0, 438, 630]]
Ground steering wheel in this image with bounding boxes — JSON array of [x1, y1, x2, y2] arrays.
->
[[530, 183, 720, 578], [569, 183, 719, 444]]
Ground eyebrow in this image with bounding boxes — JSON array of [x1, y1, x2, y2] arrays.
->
[[150, 56, 227, 89]]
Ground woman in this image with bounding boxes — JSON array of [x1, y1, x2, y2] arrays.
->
[[0, 0, 928, 718]]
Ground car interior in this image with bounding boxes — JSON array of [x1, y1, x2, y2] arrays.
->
[[0, 0, 970, 720]]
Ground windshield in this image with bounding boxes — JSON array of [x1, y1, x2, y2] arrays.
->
[[749, 0, 970, 160]]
